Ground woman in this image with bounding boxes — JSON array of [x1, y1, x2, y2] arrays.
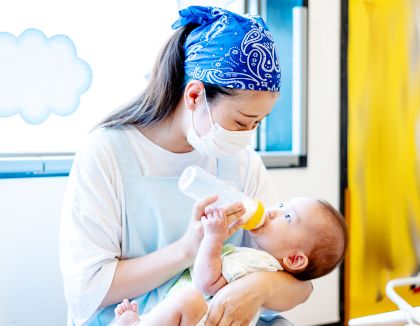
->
[[59, 6, 312, 325]]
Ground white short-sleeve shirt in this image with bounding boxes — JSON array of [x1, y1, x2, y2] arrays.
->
[[59, 126, 279, 325]]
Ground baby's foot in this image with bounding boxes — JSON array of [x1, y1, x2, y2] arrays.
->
[[115, 299, 140, 326]]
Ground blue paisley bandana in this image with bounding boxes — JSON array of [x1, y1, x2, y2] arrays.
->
[[172, 6, 281, 92]]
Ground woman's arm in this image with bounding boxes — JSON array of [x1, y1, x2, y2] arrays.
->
[[101, 237, 194, 307], [101, 201, 245, 307], [61, 131, 242, 322], [100, 196, 215, 307], [259, 271, 312, 311], [206, 271, 312, 326]]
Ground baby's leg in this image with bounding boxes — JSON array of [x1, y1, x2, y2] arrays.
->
[[115, 299, 140, 326], [141, 287, 208, 326]]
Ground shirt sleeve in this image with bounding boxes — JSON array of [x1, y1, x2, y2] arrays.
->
[[221, 247, 282, 283], [59, 128, 124, 325]]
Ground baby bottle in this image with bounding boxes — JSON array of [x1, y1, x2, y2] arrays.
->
[[178, 165, 265, 230]]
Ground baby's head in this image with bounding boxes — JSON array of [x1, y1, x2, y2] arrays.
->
[[249, 197, 348, 281]]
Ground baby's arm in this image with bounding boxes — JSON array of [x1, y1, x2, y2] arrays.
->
[[193, 208, 230, 296]]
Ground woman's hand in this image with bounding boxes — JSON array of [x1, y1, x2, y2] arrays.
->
[[206, 271, 312, 325], [181, 195, 218, 262], [180, 197, 245, 262], [222, 202, 246, 229], [205, 272, 267, 326]]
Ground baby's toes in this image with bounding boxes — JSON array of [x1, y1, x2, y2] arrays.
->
[[130, 301, 138, 314], [115, 304, 124, 317], [116, 299, 130, 315], [121, 299, 131, 311]]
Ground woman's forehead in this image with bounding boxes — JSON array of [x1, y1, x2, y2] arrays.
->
[[217, 90, 278, 116]]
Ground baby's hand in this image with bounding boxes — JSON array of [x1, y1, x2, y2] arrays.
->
[[201, 208, 229, 240]]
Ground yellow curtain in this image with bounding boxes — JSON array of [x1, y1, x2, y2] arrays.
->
[[348, 0, 420, 318]]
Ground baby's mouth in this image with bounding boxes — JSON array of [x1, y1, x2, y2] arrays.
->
[[261, 211, 271, 227], [249, 212, 270, 234]]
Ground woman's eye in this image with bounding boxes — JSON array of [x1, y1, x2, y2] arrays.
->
[[236, 121, 246, 127]]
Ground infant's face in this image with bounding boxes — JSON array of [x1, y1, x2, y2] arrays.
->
[[249, 197, 323, 259]]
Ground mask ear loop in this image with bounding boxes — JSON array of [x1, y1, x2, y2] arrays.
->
[[202, 87, 215, 126]]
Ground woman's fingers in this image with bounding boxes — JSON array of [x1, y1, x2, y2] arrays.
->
[[224, 201, 245, 216], [193, 195, 218, 220], [228, 218, 243, 235], [226, 206, 245, 227], [230, 321, 242, 326], [215, 309, 234, 326], [205, 302, 224, 326]]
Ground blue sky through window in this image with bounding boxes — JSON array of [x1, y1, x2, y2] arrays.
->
[[266, 0, 305, 151]]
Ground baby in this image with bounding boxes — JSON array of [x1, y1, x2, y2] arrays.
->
[[114, 196, 348, 326]]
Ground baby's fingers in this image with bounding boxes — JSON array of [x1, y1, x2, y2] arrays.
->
[[201, 216, 207, 223], [217, 208, 228, 220], [206, 208, 216, 220]]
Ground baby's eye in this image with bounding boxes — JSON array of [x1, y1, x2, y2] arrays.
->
[[278, 202, 284, 208], [284, 214, 292, 224]]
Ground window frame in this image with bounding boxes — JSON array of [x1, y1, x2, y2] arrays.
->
[[254, 0, 308, 168]]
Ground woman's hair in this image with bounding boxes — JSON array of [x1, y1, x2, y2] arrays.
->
[[97, 24, 238, 129]]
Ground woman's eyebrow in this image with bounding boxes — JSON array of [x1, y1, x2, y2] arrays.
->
[[238, 110, 259, 118]]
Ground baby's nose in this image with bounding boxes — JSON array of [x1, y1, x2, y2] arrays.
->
[[265, 210, 276, 219]]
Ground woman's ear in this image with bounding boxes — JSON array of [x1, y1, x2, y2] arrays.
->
[[282, 252, 308, 271], [184, 80, 205, 112]]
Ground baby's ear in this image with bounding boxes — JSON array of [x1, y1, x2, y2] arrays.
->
[[282, 252, 308, 271]]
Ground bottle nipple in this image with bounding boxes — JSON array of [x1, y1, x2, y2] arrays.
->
[[240, 198, 265, 230]]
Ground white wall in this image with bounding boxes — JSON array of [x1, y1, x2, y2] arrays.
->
[[0, 0, 342, 325], [0, 177, 68, 325], [275, 0, 342, 324]]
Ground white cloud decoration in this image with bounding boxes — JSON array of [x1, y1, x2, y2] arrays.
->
[[0, 28, 92, 124]]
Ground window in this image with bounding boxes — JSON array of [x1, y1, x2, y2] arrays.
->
[[255, 0, 308, 167], [0, 0, 307, 177]]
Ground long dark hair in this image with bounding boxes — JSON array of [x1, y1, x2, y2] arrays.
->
[[97, 24, 237, 129]]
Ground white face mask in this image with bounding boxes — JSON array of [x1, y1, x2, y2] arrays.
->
[[187, 90, 256, 157]]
